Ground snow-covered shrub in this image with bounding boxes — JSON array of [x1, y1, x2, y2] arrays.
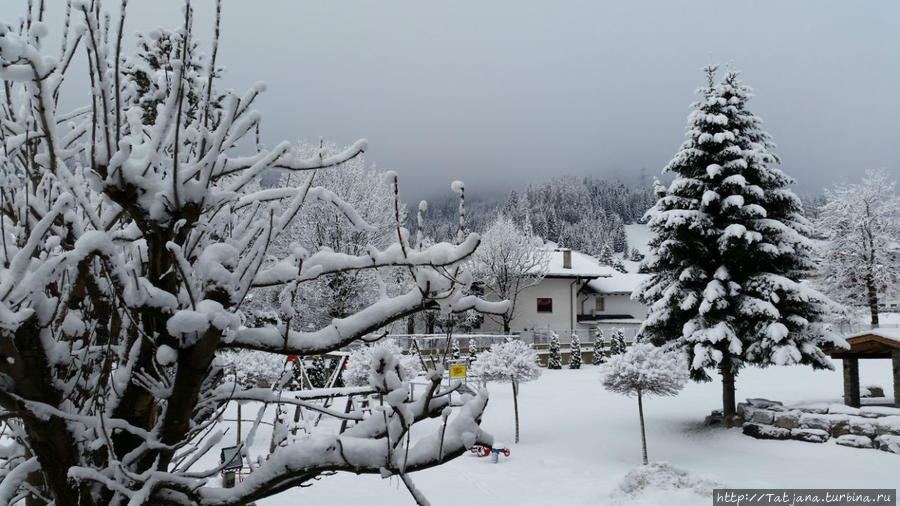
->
[[602, 343, 688, 464], [592, 328, 607, 365], [344, 339, 422, 387], [548, 332, 562, 369], [569, 333, 582, 369], [219, 350, 288, 388], [0, 4, 507, 502], [308, 355, 328, 388], [610, 329, 628, 355], [472, 340, 541, 443]]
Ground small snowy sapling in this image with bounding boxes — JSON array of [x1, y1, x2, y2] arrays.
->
[[601, 342, 688, 465], [472, 340, 542, 443], [547, 332, 562, 370]]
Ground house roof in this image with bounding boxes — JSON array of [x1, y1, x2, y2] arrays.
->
[[544, 246, 616, 278], [586, 272, 649, 294]]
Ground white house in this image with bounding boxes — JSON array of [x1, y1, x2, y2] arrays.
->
[[477, 246, 648, 340]]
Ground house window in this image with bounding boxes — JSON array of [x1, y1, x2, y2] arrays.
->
[[595, 297, 605, 312], [537, 298, 553, 313]]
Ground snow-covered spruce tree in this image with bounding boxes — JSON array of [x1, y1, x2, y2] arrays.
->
[[472, 340, 541, 443], [592, 328, 607, 365], [818, 169, 900, 326], [451, 338, 461, 361], [610, 329, 628, 356], [601, 343, 688, 465], [547, 332, 563, 369], [308, 355, 328, 388], [569, 332, 582, 369], [472, 214, 550, 333], [635, 66, 839, 422], [468, 337, 479, 363], [0, 4, 508, 504]]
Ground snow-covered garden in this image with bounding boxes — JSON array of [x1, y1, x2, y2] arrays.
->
[[201, 361, 898, 506]]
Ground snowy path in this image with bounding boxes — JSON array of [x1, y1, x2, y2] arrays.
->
[[209, 362, 899, 505]]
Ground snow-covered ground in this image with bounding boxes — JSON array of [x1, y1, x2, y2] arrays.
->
[[205, 361, 899, 505]]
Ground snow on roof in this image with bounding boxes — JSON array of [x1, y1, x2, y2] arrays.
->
[[587, 272, 649, 294], [845, 327, 900, 344], [544, 246, 617, 278]]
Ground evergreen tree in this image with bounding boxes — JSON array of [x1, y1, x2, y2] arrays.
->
[[468, 338, 479, 364], [308, 355, 327, 388], [598, 243, 615, 266], [451, 339, 461, 361], [547, 333, 562, 369], [569, 333, 583, 369], [629, 248, 644, 262], [636, 66, 838, 421], [610, 329, 628, 356], [289, 358, 305, 390], [592, 328, 607, 365]]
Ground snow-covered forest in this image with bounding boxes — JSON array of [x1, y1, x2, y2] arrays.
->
[[1, 1, 898, 505]]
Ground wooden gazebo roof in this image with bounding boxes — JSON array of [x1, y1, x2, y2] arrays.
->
[[825, 328, 900, 360]]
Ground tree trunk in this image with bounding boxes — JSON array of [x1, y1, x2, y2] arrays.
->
[[503, 318, 511, 334], [637, 389, 648, 465], [512, 380, 520, 444], [406, 314, 416, 334], [865, 273, 880, 328], [720, 359, 736, 425]]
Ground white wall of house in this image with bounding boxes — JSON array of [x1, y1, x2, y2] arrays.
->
[[580, 293, 647, 320], [479, 277, 587, 333]]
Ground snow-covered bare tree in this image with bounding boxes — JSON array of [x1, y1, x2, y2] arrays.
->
[[817, 168, 900, 326], [0, 3, 507, 504], [472, 214, 550, 333], [636, 66, 840, 423], [471, 340, 541, 443], [601, 343, 688, 465]]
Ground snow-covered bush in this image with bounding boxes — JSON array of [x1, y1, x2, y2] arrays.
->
[[219, 350, 289, 388], [548, 332, 563, 369], [635, 66, 839, 421], [602, 343, 688, 464], [472, 340, 541, 443], [0, 4, 506, 503], [308, 355, 328, 388], [569, 333, 582, 369], [610, 329, 628, 355], [344, 340, 423, 387], [592, 328, 607, 365]]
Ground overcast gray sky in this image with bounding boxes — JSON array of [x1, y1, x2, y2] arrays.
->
[[39, 0, 900, 199]]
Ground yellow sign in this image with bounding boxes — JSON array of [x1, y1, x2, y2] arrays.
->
[[449, 364, 466, 378]]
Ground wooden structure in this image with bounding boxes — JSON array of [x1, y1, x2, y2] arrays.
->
[[825, 328, 900, 408]]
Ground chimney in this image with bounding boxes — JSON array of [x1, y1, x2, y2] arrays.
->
[[562, 250, 572, 269]]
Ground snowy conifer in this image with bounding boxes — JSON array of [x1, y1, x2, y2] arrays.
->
[[636, 66, 839, 421], [592, 328, 607, 365], [547, 332, 563, 369], [309, 355, 328, 388], [468, 338, 479, 363], [818, 169, 900, 326], [569, 333, 583, 369], [472, 340, 541, 443], [610, 329, 628, 356], [452, 338, 462, 361], [602, 343, 688, 465]]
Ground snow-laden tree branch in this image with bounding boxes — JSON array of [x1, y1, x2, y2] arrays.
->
[[0, 3, 504, 504]]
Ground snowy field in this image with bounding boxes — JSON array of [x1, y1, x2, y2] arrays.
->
[[207, 361, 899, 506]]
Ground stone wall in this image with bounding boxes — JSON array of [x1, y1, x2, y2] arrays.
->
[[737, 398, 900, 455]]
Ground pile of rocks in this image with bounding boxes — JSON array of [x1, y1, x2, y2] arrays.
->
[[738, 398, 900, 455]]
